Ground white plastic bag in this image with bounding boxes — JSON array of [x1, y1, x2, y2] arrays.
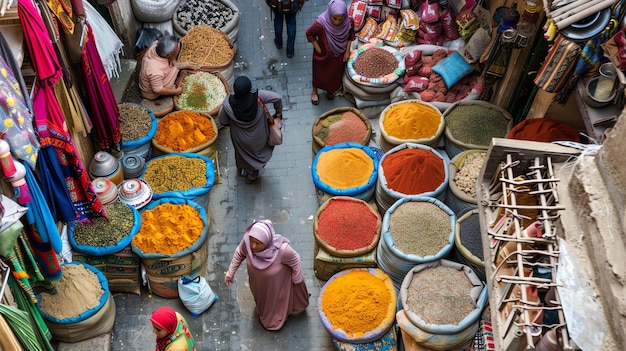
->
[[178, 275, 218, 317]]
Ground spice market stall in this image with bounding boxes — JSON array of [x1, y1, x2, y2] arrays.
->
[[318, 268, 398, 349]]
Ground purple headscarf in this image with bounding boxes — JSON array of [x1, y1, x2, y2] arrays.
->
[[244, 220, 290, 270], [317, 0, 351, 57]]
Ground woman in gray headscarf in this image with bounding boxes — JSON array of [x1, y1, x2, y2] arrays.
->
[[217, 76, 283, 183]]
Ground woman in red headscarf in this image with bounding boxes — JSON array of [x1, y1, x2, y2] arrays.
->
[[306, 0, 355, 104], [224, 219, 309, 330], [150, 306, 196, 351]]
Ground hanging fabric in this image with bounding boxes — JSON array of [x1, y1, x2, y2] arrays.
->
[[18, 0, 105, 222]]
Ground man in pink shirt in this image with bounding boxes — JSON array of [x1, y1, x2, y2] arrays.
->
[[139, 35, 197, 100]]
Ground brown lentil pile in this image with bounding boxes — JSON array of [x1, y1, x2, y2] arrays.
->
[[178, 25, 234, 66], [389, 201, 451, 257], [454, 151, 486, 198], [313, 111, 368, 145], [39, 264, 104, 320], [73, 201, 136, 247], [118, 103, 153, 142], [445, 104, 510, 146], [405, 265, 475, 325], [354, 47, 398, 78], [143, 155, 207, 193]]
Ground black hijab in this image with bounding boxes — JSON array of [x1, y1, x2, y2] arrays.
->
[[229, 76, 258, 122]]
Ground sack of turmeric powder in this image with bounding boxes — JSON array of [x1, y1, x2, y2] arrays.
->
[[153, 110, 219, 154]]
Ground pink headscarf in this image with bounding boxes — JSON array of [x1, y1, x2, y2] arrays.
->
[[244, 220, 290, 270], [150, 306, 177, 350], [317, 0, 351, 57]]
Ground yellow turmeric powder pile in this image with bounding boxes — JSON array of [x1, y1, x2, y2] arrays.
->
[[382, 101, 443, 140], [132, 203, 204, 255], [316, 148, 374, 189], [154, 110, 217, 152], [320, 270, 392, 337]]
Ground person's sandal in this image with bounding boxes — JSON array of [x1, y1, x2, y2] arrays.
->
[[311, 93, 319, 105], [326, 92, 335, 100]]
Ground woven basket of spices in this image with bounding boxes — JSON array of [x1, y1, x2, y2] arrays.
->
[[178, 24, 235, 71], [312, 107, 372, 157], [173, 70, 230, 116], [347, 39, 405, 87], [152, 110, 219, 155], [313, 196, 381, 258], [318, 268, 397, 343], [379, 99, 445, 151]]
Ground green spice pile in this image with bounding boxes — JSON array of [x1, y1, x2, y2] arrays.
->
[[118, 103, 153, 142], [445, 104, 510, 146], [73, 201, 135, 247], [389, 201, 451, 257], [143, 155, 207, 193]]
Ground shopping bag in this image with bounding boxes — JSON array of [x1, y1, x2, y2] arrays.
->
[[178, 275, 218, 317]]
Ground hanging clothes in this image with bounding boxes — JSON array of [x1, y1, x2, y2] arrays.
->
[[18, 0, 105, 222], [80, 22, 121, 152]]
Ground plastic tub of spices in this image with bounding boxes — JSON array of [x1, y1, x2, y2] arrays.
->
[[398, 259, 488, 350], [375, 143, 449, 214], [312, 142, 378, 205], [311, 107, 372, 157], [377, 196, 456, 289], [379, 99, 445, 152], [68, 200, 141, 256], [118, 102, 157, 161], [141, 153, 215, 208], [318, 268, 397, 343], [442, 100, 513, 158]]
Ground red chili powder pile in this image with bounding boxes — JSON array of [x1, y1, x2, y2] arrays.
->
[[316, 198, 379, 250], [382, 148, 445, 194]]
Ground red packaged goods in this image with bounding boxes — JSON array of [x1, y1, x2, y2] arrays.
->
[[364, 0, 383, 5], [349, 0, 368, 32], [405, 49, 423, 77], [386, 0, 402, 9], [440, 8, 460, 40], [404, 76, 430, 92], [419, 0, 440, 23], [366, 4, 383, 22]]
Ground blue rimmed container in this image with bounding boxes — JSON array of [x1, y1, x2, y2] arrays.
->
[[312, 142, 378, 205]]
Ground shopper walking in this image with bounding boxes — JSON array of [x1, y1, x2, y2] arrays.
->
[[270, 0, 306, 58], [305, 0, 355, 104], [224, 220, 309, 330], [216, 76, 283, 183]]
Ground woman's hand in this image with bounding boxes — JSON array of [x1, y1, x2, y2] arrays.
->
[[224, 275, 233, 286], [343, 49, 350, 63], [312, 41, 322, 56]]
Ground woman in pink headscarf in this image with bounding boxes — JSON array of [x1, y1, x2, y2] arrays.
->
[[306, 0, 355, 104], [224, 219, 309, 330], [150, 306, 196, 351]]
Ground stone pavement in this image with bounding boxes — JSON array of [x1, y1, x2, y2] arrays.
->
[[56, 0, 387, 350]]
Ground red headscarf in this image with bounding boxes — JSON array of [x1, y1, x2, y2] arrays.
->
[[150, 306, 178, 350]]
